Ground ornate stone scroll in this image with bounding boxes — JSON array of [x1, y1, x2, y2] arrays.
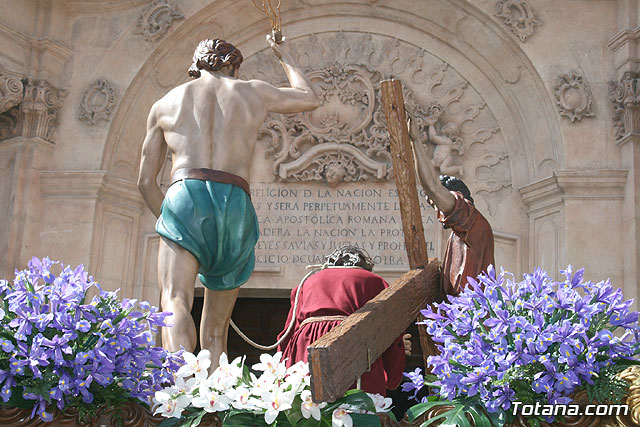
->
[[609, 71, 640, 141], [0, 75, 23, 114], [495, 0, 540, 42], [133, 0, 184, 43], [78, 79, 118, 125], [553, 72, 594, 122], [240, 32, 512, 214], [0, 78, 65, 143]]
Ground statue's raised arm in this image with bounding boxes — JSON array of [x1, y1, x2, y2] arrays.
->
[[137, 35, 320, 370]]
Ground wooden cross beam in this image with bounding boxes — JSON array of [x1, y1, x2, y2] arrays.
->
[[307, 79, 443, 402], [308, 265, 440, 402]]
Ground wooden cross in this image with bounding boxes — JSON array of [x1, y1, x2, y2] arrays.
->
[[308, 79, 443, 403]]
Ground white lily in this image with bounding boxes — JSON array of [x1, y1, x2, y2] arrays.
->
[[332, 404, 353, 427], [367, 393, 393, 412], [252, 351, 286, 380], [262, 388, 296, 424], [176, 350, 211, 379], [191, 385, 231, 413], [152, 390, 190, 418], [209, 353, 244, 392], [283, 360, 310, 392], [300, 390, 326, 421]]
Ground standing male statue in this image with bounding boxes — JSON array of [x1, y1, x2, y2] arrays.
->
[[408, 115, 494, 296], [137, 35, 320, 367]]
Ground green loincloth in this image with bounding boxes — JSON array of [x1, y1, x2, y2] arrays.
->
[[156, 179, 259, 291]]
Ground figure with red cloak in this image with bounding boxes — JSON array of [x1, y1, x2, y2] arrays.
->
[[276, 246, 408, 396]]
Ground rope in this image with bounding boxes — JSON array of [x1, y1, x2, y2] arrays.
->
[[229, 264, 363, 350]]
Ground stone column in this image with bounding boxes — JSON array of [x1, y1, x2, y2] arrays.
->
[[608, 0, 640, 306], [0, 77, 65, 277], [520, 170, 627, 286], [609, 73, 640, 306]]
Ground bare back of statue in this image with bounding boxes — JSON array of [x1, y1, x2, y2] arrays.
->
[[137, 36, 320, 369], [153, 74, 269, 182]]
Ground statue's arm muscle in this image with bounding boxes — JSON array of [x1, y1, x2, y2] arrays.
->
[[410, 123, 455, 215], [137, 105, 168, 218]]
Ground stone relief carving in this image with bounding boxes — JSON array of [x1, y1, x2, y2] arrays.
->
[[0, 78, 66, 143], [553, 72, 594, 122], [78, 79, 118, 125], [133, 0, 184, 43], [0, 75, 24, 114], [418, 102, 464, 177], [240, 32, 512, 214], [609, 71, 640, 141], [495, 0, 540, 42]]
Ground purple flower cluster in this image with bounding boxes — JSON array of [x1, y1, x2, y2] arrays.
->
[[0, 257, 182, 422], [404, 265, 640, 414]]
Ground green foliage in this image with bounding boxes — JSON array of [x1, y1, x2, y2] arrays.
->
[[406, 396, 506, 427], [65, 382, 145, 425], [586, 361, 632, 404]]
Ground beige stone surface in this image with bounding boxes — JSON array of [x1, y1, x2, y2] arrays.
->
[[0, 0, 637, 311]]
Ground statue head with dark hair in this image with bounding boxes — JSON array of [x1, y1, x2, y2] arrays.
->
[[324, 245, 374, 271], [439, 175, 474, 205], [188, 39, 243, 78]]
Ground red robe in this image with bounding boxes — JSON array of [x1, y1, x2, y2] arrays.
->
[[276, 268, 406, 396], [437, 191, 495, 296]]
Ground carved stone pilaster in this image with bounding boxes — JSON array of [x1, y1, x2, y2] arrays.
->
[[553, 72, 594, 122], [0, 78, 66, 143], [17, 79, 66, 143], [78, 79, 118, 125], [609, 71, 640, 141], [495, 0, 540, 42], [133, 0, 184, 43], [0, 75, 24, 114]]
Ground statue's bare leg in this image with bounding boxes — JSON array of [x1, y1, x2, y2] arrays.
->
[[158, 237, 198, 352], [200, 287, 240, 370]]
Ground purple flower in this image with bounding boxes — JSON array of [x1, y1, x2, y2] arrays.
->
[[42, 333, 74, 365]]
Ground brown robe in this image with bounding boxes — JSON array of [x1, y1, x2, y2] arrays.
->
[[436, 191, 495, 296]]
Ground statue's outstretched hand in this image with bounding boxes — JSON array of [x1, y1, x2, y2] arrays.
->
[[267, 34, 289, 60]]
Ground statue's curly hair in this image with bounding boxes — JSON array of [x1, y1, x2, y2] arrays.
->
[[440, 175, 474, 205], [324, 245, 375, 271], [188, 39, 243, 78]]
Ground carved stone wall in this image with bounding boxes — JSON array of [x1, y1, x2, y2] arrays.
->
[[241, 32, 512, 215], [0, 78, 66, 143], [553, 72, 594, 122], [0, 0, 631, 307], [78, 79, 118, 125], [132, 0, 184, 43]]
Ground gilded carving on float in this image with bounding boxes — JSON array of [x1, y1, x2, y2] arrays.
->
[[78, 79, 118, 125], [495, 0, 540, 42], [132, 0, 184, 43], [553, 72, 594, 122]]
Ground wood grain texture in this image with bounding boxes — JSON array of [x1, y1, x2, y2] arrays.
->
[[380, 79, 428, 270], [381, 78, 439, 368], [308, 262, 440, 402]]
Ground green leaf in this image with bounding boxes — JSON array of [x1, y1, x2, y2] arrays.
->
[[5, 391, 36, 409], [223, 411, 268, 426], [157, 418, 182, 427], [299, 417, 322, 427], [338, 390, 376, 413], [351, 413, 381, 426], [407, 398, 497, 427], [190, 411, 207, 427]]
